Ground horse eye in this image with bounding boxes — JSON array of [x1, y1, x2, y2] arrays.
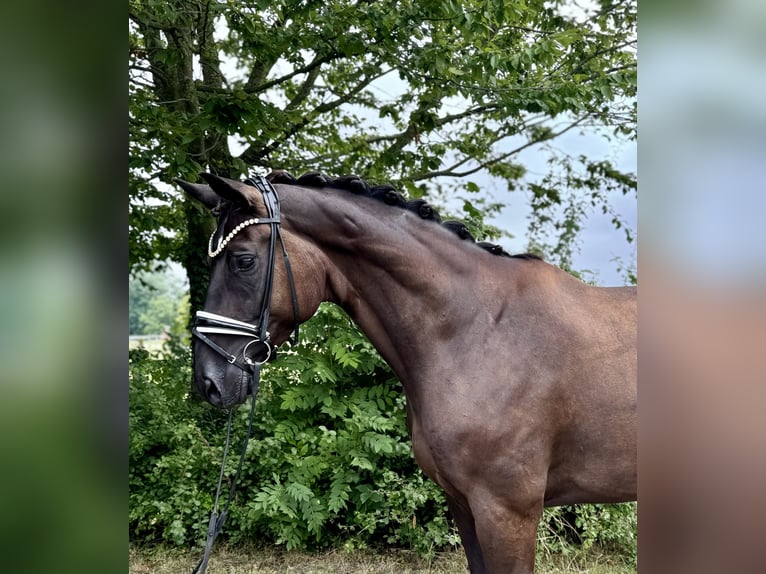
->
[[237, 255, 255, 270]]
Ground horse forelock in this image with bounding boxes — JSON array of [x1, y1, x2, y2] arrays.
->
[[265, 169, 542, 261]]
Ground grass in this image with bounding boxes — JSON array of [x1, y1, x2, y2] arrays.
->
[[129, 545, 636, 574]]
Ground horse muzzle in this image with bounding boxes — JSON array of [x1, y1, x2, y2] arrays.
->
[[196, 360, 251, 408], [191, 310, 276, 408]]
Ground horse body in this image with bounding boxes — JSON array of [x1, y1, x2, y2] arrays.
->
[[178, 174, 637, 574]]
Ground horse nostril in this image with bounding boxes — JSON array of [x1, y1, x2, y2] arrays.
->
[[203, 377, 223, 407]]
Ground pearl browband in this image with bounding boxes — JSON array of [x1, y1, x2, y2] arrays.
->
[[208, 218, 261, 258]]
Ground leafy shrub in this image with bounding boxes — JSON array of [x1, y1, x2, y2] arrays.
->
[[130, 304, 636, 561], [130, 304, 456, 552], [538, 504, 637, 566], [129, 342, 222, 546]]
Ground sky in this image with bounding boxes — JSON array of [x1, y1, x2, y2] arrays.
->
[[488, 127, 636, 286]]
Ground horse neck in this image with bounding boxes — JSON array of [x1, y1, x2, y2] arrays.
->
[[282, 185, 489, 383]]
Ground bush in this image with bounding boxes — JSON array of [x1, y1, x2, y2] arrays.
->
[[129, 342, 221, 546], [130, 305, 456, 552], [538, 504, 637, 566], [129, 304, 636, 561]]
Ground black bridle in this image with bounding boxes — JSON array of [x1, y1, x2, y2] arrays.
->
[[191, 175, 300, 574], [192, 175, 300, 385]]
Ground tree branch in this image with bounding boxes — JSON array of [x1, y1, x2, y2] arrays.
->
[[238, 70, 386, 166], [360, 104, 497, 147], [285, 66, 321, 111], [410, 115, 590, 181], [568, 39, 636, 77], [197, 0, 224, 89], [247, 51, 342, 94]]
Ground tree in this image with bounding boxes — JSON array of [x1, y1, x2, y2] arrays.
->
[[129, 0, 636, 311]]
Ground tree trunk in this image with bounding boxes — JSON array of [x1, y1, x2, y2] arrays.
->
[[182, 201, 212, 327]]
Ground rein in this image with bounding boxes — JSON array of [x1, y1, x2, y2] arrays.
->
[[190, 175, 300, 574]]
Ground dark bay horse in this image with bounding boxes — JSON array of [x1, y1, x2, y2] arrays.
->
[[176, 171, 637, 574]]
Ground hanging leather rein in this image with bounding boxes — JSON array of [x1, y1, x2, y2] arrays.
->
[[191, 175, 300, 574]]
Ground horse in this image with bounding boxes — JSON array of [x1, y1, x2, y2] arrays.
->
[[176, 171, 637, 574]]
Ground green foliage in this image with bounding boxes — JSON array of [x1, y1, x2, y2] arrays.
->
[[130, 305, 457, 552], [130, 305, 636, 561], [527, 154, 636, 272], [129, 342, 216, 546], [538, 504, 637, 567]]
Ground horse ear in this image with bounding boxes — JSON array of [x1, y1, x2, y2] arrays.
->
[[175, 179, 219, 210], [199, 173, 253, 207]]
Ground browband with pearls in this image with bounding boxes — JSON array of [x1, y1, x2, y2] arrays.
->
[[208, 216, 279, 258]]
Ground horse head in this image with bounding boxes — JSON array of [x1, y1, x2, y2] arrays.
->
[[176, 173, 325, 408]]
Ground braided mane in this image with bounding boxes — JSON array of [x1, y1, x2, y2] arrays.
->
[[266, 170, 542, 261]]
